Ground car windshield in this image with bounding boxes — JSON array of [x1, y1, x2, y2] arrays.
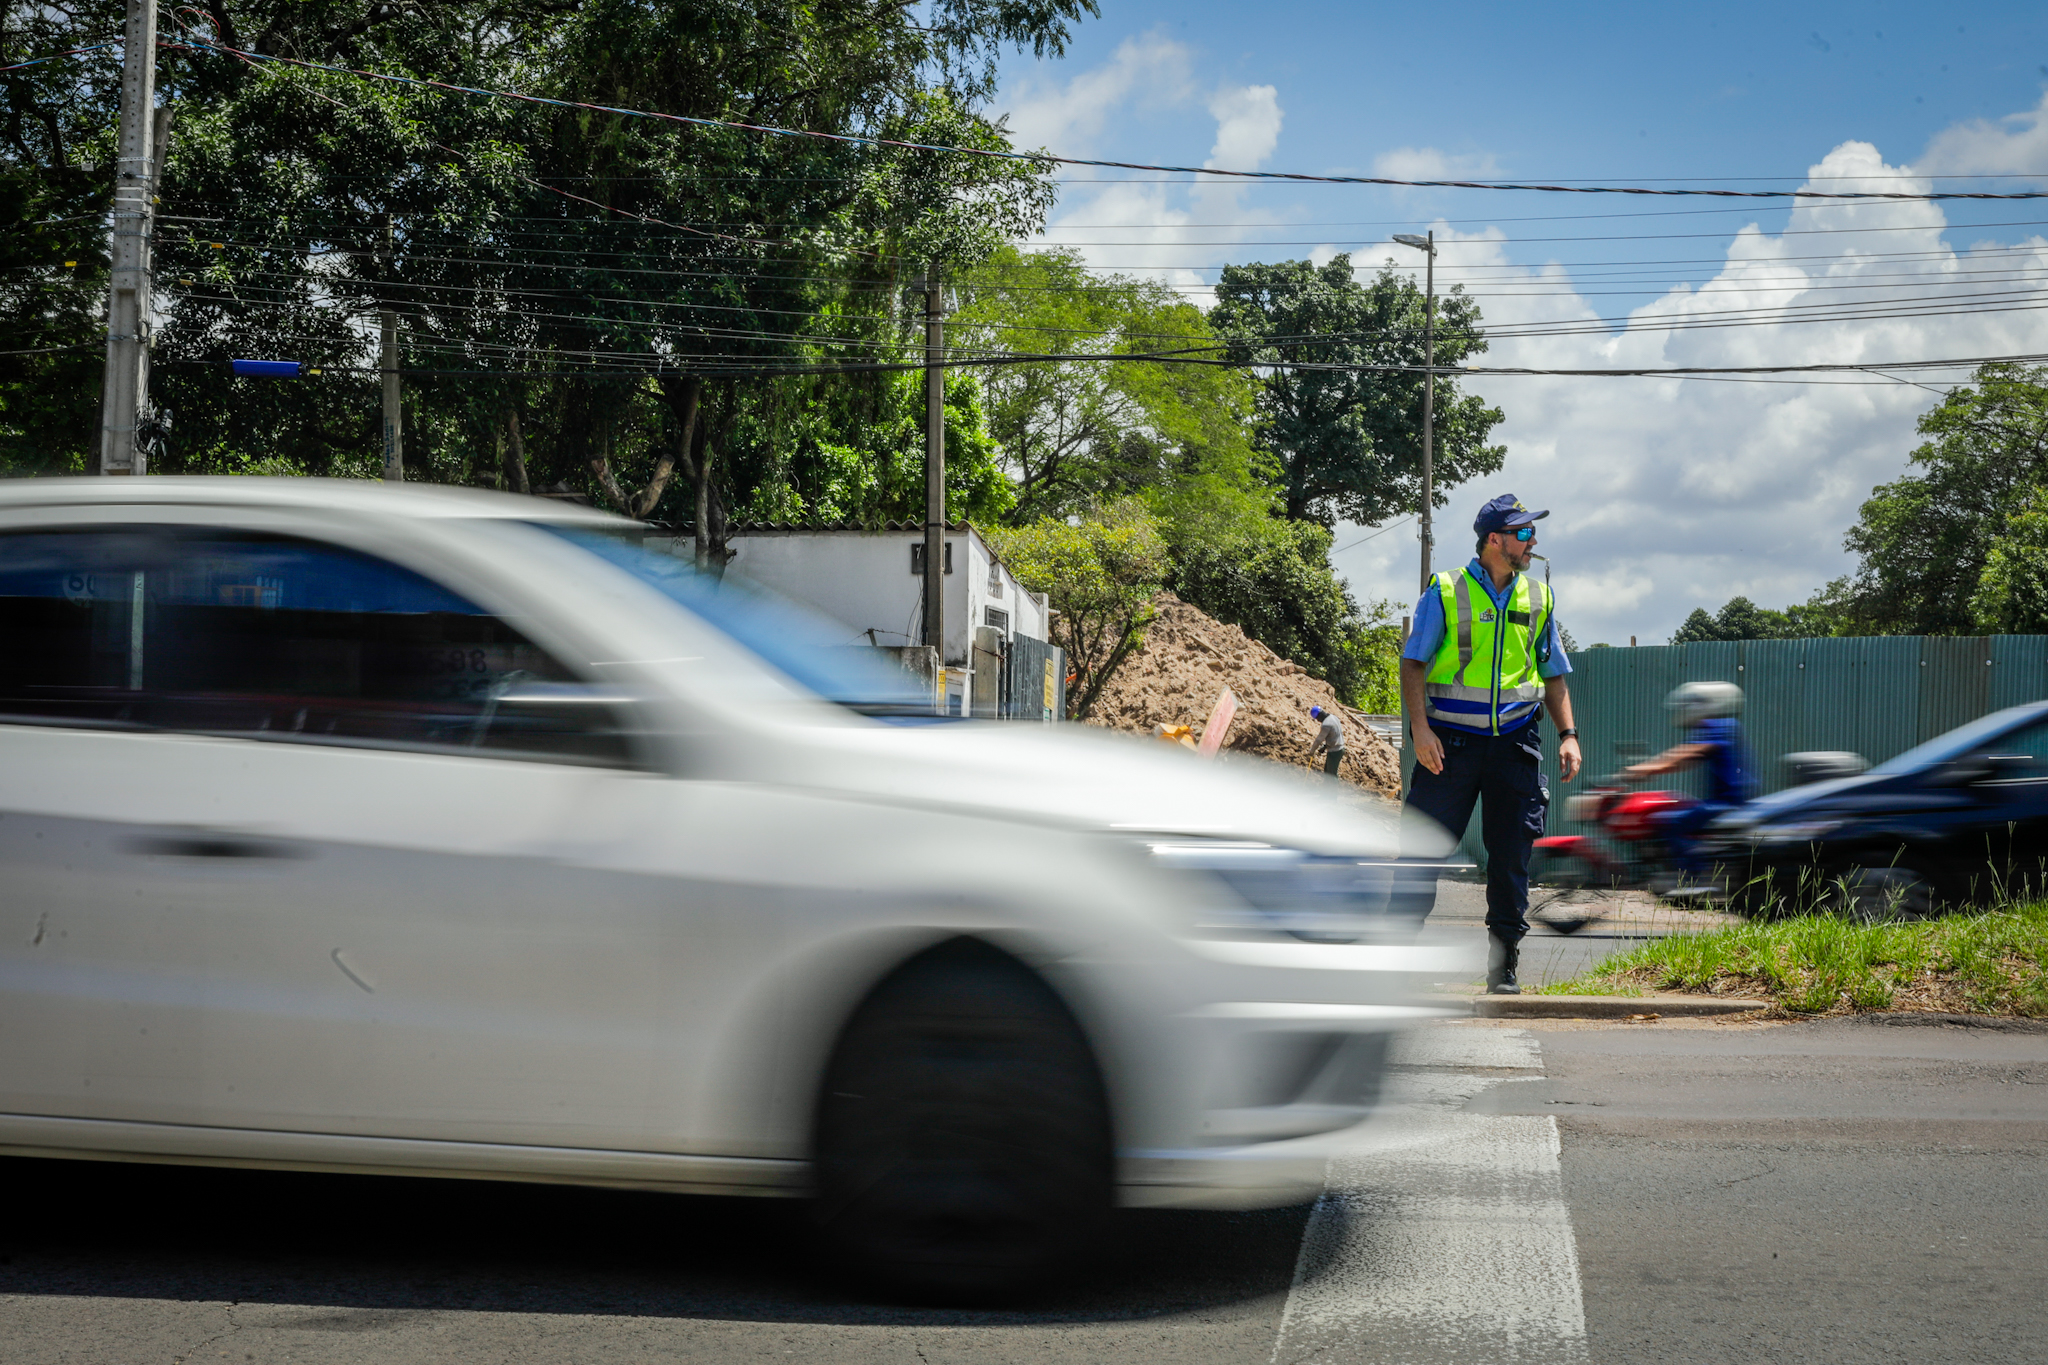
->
[[536, 525, 937, 718], [1866, 704, 2048, 776]]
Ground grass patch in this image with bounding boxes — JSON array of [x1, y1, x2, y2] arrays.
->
[[1543, 901, 2048, 1016]]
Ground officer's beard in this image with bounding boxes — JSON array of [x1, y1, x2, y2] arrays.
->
[[1505, 543, 1535, 573]]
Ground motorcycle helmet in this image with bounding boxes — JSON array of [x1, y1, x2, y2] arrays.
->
[[1666, 679, 1743, 726]]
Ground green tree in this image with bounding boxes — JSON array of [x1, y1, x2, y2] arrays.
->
[[1670, 594, 1845, 643], [983, 498, 1167, 720], [1970, 487, 2048, 633], [1837, 362, 2048, 635], [0, 11, 123, 473], [1209, 254, 1505, 525], [4, 0, 1088, 521], [951, 246, 1260, 521]]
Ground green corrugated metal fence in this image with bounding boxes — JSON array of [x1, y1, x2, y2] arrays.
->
[[1402, 635, 2048, 863]]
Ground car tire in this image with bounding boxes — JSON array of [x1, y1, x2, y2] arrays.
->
[[812, 937, 1114, 1302], [1840, 865, 1936, 921]]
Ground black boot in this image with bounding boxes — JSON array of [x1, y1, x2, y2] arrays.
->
[[1486, 933, 1522, 995]]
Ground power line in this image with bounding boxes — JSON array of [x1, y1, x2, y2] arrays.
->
[[161, 34, 2048, 204]]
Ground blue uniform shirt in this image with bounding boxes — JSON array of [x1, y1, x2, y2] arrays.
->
[[1690, 716, 1754, 805], [1403, 559, 1572, 735]]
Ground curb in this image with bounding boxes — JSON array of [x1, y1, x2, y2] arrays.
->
[[1472, 994, 1770, 1019]]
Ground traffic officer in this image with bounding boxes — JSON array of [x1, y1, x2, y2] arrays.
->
[[1400, 494, 1582, 994]]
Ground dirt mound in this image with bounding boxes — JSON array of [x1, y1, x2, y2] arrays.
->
[[1083, 592, 1402, 798]]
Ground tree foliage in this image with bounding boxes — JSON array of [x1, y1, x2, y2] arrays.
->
[[983, 498, 1167, 720], [1209, 254, 1505, 525], [1836, 363, 2048, 636], [951, 245, 1260, 521], [1669, 595, 1841, 644], [1970, 488, 2048, 634], [1, 0, 1082, 542]]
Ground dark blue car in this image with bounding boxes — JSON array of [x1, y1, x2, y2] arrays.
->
[[1703, 701, 2048, 916]]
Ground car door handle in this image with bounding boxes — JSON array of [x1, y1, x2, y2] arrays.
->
[[133, 834, 306, 860]]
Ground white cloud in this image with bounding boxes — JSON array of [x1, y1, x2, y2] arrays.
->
[[1371, 147, 1504, 184], [1001, 44, 1286, 301], [1005, 65, 2048, 648], [1333, 135, 2048, 646], [1002, 30, 1195, 155], [1915, 90, 2048, 184], [1205, 85, 1283, 171]]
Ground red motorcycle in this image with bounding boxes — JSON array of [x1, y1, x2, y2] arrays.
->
[[1528, 778, 1705, 930]]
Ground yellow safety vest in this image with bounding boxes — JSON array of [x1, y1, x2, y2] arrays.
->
[[1424, 568, 1553, 734]]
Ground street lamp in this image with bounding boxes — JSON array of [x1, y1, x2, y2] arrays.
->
[[1393, 231, 1436, 596]]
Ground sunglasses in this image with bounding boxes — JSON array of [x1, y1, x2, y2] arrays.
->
[[1498, 525, 1535, 542]]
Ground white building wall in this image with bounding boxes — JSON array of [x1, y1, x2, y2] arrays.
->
[[714, 529, 1048, 666]]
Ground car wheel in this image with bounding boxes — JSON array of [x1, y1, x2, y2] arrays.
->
[[813, 937, 1114, 1302], [1840, 865, 1936, 921]]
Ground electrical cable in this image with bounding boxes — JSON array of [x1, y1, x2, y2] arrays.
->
[[160, 34, 2048, 203]]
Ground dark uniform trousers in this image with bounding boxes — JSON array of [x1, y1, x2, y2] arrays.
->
[[1406, 723, 1549, 944]]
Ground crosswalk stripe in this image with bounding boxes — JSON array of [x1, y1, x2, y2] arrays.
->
[[1270, 1024, 1590, 1365]]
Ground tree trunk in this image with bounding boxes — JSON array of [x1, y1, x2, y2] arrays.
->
[[501, 402, 529, 494], [693, 430, 715, 571], [585, 411, 630, 512], [641, 374, 703, 520]]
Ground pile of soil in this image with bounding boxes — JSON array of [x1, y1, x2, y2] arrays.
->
[[1083, 592, 1402, 799]]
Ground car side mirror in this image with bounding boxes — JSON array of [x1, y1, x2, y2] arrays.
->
[[1933, 756, 1994, 787], [1935, 753, 2034, 787], [472, 679, 638, 765]]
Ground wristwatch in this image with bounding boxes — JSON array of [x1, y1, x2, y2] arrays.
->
[[1557, 727, 1579, 739]]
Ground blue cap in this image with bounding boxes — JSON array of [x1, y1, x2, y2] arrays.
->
[[1474, 494, 1549, 536], [1310, 706, 1326, 720]]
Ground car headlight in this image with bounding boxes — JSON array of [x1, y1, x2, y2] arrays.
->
[[1144, 839, 1440, 942], [1753, 819, 1842, 844]]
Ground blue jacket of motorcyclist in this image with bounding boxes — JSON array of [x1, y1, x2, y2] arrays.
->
[[1624, 681, 1751, 877], [1690, 713, 1755, 807]]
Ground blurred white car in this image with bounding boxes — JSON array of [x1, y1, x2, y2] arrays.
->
[[0, 479, 1463, 1297]]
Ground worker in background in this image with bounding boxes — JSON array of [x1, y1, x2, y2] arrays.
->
[[1308, 705, 1345, 777], [1400, 494, 1582, 996], [1622, 681, 1754, 887]]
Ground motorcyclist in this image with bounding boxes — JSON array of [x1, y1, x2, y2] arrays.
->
[[1621, 680, 1754, 884]]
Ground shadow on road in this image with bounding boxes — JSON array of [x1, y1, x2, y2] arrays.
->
[[0, 1157, 1312, 1325]]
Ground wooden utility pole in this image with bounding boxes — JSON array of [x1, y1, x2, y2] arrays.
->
[[378, 213, 403, 480], [1419, 229, 1436, 595], [98, 0, 158, 475], [920, 267, 945, 657]]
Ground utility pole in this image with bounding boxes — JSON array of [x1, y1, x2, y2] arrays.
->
[[1394, 231, 1437, 594], [98, 0, 158, 476], [378, 213, 403, 480], [919, 266, 945, 661]]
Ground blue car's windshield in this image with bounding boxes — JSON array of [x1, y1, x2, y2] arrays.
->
[[538, 525, 935, 717], [1867, 704, 2048, 776]]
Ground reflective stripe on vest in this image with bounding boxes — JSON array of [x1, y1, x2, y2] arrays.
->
[[1423, 569, 1552, 734]]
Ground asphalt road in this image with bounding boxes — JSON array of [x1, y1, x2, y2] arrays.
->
[[5, 1015, 2045, 1364]]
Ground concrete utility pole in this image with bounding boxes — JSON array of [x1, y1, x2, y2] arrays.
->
[[1394, 231, 1437, 594], [378, 213, 403, 480], [98, 0, 159, 475], [919, 266, 945, 657]]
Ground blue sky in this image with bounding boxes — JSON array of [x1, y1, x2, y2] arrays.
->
[[989, 1, 2048, 645]]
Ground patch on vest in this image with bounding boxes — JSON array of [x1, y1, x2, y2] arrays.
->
[[1479, 609, 1497, 623]]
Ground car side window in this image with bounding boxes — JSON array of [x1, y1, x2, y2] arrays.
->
[[0, 527, 635, 767], [1970, 720, 2048, 780]]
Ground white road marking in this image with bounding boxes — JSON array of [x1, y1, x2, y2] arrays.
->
[[1270, 1024, 1590, 1365]]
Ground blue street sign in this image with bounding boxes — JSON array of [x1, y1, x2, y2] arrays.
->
[[230, 359, 303, 378]]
